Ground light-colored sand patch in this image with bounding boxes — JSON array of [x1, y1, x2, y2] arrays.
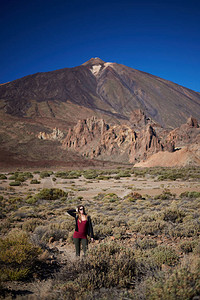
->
[[135, 147, 200, 167]]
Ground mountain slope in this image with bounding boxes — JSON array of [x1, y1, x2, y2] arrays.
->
[[0, 58, 199, 168], [0, 57, 200, 128]]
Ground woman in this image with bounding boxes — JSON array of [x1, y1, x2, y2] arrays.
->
[[67, 205, 94, 257]]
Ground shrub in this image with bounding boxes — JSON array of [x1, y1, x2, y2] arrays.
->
[[0, 174, 7, 180], [63, 242, 136, 296], [103, 193, 120, 203], [150, 245, 179, 267], [145, 263, 200, 300], [124, 192, 143, 202], [179, 240, 197, 253], [30, 179, 40, 184], [83, 170, 98, 179], [117, 170, 131, 178], [133, 220, 167, 236], [154, 189, 176, 200], [33, 221, 72, 245], [172, 221, 200, 237], [26, 197, 38, 205], [97, 175, 112, 180], [66, 171, 81, 179], [8, 172, 33, 183], [93, 193, 105, 201], [22, 218, 44, 233], [180, 191, 200, 199], [94, 224, 113, 239], [9, 181, 21, 186], [55, 170, 81, 179], [34, 188, 68, 201], [135, 238, 158, 250], [161, 208, 185, 223], [40, 171, 54, 179], [42, 228, 66, 242], [0, 230, 42, 281]]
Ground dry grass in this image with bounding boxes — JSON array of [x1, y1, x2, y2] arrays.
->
[[0, 166, 200, 299]]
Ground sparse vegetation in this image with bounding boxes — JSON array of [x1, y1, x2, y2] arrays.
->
[[0, 166, 199, 299], [0, 230, 42, 281], [30, 179, 41, 184]]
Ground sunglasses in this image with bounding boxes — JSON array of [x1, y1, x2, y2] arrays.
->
[[79, 208, 83, 211]]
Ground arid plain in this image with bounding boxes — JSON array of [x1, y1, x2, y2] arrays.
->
[[0, 167, 200, 299]]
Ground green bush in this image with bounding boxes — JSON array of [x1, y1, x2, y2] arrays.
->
[[117, 170, 131, 178], [9, 181, 21, 186], [30, 179, 40, 184], [0, 174, 7, 180], [26, 197, 38, 205], [83, 170, 98, 179], [103, 193, 120, 203], [66, 171, 81, 179], [154, 189, 176, 200], [40, 171, 54, 179], [97, 175, 112, 180], [0, 230, 42, 281], [55, 170, 81, 179], [34, 188, 68, 201], [180, 191, 200, 199], [8, 172, 33, 183]]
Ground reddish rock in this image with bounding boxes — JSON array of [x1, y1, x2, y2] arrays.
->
[[62, 113, 174, 163], [187, 117, 199, 128]]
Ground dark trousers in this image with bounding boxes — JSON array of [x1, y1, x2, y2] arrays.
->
[[73, 238, 88, 256]]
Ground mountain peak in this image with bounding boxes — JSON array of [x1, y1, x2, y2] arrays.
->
[[82, 57, 106, 66]]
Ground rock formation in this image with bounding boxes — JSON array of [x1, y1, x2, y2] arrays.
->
[[166, 117, 200, 148], [62, 113, 174, 163], [38, 128, 64, 141]]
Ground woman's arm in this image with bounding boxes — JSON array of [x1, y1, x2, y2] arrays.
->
[[88, 216, 94, 239], [67, 209, 77, 218]]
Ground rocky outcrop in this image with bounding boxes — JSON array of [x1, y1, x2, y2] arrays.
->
[[62, 115, 174, 163], [135, 144, 200, 167], [38, 128, 64, 141], [166, 117, 200, 148], [187, 117, 199, 128]]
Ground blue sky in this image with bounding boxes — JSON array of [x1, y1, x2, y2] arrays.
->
[[0, 0, 200, 91]]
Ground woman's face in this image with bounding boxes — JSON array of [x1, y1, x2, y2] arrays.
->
[[79, 206, 84, 215]]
